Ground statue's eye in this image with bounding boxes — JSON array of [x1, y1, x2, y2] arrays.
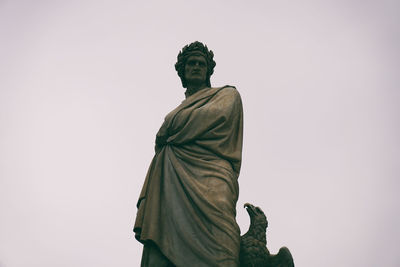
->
[[187, 60, 206, 67]]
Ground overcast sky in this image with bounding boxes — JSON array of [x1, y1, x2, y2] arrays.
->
[[1, 1, 399, 266]]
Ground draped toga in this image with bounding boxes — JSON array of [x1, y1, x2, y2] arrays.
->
[[134, 86, 243, 266]]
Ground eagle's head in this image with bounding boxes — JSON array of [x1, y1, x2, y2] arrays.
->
[[244, 203, 268, 230]]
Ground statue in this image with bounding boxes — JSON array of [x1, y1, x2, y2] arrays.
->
[[134, 41, 243, 266], [134, 41, 294, 267]]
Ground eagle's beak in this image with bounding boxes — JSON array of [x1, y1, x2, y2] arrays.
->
[[244, 203, 256, 216]]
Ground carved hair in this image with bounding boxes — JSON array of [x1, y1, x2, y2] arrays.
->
[[175, 41, 216, 88]]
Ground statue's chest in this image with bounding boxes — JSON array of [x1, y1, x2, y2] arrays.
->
[[166, 98, 210, 134]]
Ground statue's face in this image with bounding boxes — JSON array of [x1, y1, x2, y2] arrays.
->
[[184, 55, 208, 86]]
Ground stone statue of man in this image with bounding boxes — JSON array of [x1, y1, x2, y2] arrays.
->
[[134, 41, 244, 267]]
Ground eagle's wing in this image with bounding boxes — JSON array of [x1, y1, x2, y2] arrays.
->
[[266, 247, 294, 267]]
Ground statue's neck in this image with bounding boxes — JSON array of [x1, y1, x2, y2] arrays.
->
[[185, 84, 207, 98]]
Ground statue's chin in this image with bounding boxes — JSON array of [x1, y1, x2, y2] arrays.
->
[[186, 78, 206, 86]]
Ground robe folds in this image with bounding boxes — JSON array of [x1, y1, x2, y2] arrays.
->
[[134, 86, 243, 267]]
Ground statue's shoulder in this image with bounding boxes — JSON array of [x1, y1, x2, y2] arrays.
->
[[220, 85, 237, 91], [216, 85, 241, 99]]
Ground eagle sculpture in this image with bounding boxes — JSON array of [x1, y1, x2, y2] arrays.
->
[[240, 203, 294, 267]]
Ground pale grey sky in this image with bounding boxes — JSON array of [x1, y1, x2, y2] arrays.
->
[[1, 1, 399, 266]]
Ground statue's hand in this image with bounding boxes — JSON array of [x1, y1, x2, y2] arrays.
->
[[155, 144, 162, 153], [155, 134, 168, 153]]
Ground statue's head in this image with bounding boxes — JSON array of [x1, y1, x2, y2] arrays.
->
[[175, 41, 216, 88]]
